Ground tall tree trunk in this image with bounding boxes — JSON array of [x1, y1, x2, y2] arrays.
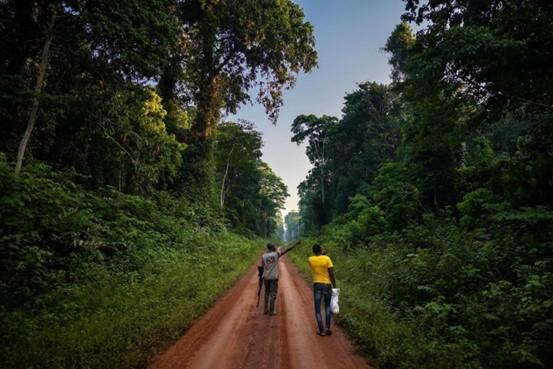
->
[[192, 16, 220, 141], [15, 6, 56, 175], [320, 165, 325, 204], [192, 70, 221, 140], [313, 138, 325, 204], [219, 144, 235, 208], [179, 17, 221, 204], [180, 79, 220, 203]]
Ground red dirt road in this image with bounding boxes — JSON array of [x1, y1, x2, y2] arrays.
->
[[149, 257, 372, 369]]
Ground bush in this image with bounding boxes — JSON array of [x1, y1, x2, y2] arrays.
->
[[0, 154, 261, 369], [290, 206, 553, 369]]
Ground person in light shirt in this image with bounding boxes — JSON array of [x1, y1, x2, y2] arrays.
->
[[308, 244, 336, 336], [260, 241, 300, 315]]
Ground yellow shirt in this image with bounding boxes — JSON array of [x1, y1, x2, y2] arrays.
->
[[308, 255, 334, 284]]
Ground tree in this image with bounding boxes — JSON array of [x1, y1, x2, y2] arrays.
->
[[284, 211, 302, 241], [292, 82, 401, 227], [273, 213, 285, 241], [169, 0, 317, 197], [385, 23, 469, 208], [106, 89, 186, 194], [215, 121, 263, 210], [329, 82, 400, 214], [388, 1, 553, 207], [215, 121, 288, 237], [258, 162, 289, 237], [384, 22, 415, 82], [401, 0, 553, 112], [1, 0, 180, 189], [13, 3, 56, 175], [179, 0, 317, 137], [291, 114, 338, 206]]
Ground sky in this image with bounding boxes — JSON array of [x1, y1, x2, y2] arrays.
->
[[229, 0, 406, 216]]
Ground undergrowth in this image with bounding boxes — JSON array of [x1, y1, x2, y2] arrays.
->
[[0, 155, 261, 369], [290, 212, 553, 369]]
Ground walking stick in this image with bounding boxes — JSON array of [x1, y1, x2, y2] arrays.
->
[[256, 266, 263, 307]]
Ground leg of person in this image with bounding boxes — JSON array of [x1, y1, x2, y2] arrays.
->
[[269, 279, 279, 315], [264, 279, 271, 314], [313, 284, 324, 335], [324, 285, 332, 335]]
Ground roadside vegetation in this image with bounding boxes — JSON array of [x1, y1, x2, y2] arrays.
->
[[289, 2, 553, 369], [0, 1, 316, 368], [291, 209, 552, 369], [0, 155, 261, 369]]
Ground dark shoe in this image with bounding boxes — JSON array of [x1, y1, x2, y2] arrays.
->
[[269, 311, 277, 316], [326, 329, 332, 336], [316, 331, 325, 336]]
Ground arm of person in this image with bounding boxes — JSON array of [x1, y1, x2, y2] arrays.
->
[[329, 267, 337, 288], [279, 240, 301, 256]]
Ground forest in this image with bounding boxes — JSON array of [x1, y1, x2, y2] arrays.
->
[[0, 0, 310, 367], [1, 1, 552, 369], [289, 1, 553, 369]]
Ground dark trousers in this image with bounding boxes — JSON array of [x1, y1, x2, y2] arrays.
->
[[313, 283, 332, 333], [264, 279, 279, 314]]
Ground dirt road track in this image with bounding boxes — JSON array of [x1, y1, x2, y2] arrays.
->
[[149, 257, 372, 369]]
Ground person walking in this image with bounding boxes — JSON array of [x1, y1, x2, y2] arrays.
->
[[308, 243, 336, 336], [260, 241, 300, 315]]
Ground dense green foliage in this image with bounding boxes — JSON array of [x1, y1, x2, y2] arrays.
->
[[290, 1, 553, 369], [159, 0, 318, 194], [0, 0, 306, 238], [3, 0, 552, 368], [292, 216, 553, 369], [215, 121, 288, 237], [1, 0, 183, 186], [0, 0, 316, 198], [0, 1, 313, 368], [293, 83, 401, 230], [0, 154, 260, 369]]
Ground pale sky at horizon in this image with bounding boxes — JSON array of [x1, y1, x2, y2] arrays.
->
[[228, 1, 406, 217]]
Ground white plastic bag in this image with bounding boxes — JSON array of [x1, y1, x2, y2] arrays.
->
[[331, 288, 340, 314]]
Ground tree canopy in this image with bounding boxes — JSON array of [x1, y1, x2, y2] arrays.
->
[[215, 121, 288, 237], [0, 0, 317, 200], [292, 82, 401, 230]]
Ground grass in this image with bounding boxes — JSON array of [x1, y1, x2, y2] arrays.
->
[[0, 156, 265, 369], [1, 232, 260, 369], [288, 238, 448, 369]]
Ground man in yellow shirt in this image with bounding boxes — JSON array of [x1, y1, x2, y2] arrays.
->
[[308, 244, 336, 336]]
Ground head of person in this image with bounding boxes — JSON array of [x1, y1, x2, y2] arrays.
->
[[267, 243, 277, 252], [312, 243, 322, 255]]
